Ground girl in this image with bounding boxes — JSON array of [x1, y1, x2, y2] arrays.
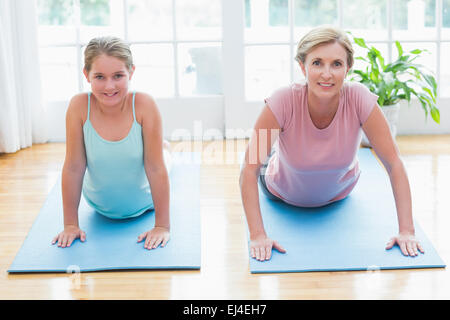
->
[[239, 26, 424, 261], [52, 36, 171, 250]]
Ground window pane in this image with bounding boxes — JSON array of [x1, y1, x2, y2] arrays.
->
[[80, 0, 110, 25], [38, 26, 77, 46], [269, 0, 289, 26], [128, 0, 173, 41], [294, 0, 337, 27], [292, 46, 304, 83], [39, 47, 78, 101], [129, 44, 175, 97], [37, 0, 76, 45], [245, 45, 291, 101], [178, 43, 223, 96], [245, 0, 289, 43], [343, 0, 388, 41], [38, 0, 75, 25], [176, 0, 222, 41], [440, 43, 450, 97], [79, 0, 124, 43], [393, 0, 436, 40], [293, 1, 338, 46], [443, 0, 450, 39]]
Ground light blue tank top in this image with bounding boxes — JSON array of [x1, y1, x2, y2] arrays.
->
[[82, 92, 154, 219]]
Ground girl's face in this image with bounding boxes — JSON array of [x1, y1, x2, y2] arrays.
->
[[84, 54, 135, 107], [299, 41, 349, 99]]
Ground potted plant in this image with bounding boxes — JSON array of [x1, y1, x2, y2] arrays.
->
[[348, 35, 439, 147]]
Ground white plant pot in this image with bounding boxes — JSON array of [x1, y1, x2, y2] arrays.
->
[[361, 103, 401, 147]]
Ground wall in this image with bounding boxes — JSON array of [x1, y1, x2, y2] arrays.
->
[[46, 96, 449, 142]]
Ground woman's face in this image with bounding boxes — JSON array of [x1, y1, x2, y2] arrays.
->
[[299, 41, 349, 99], [84, 54, 135, 107]]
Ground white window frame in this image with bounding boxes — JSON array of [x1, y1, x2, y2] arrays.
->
[[41, 0, 224, 141], [41, 0, 450, 141], [223, 0, 450, 137]]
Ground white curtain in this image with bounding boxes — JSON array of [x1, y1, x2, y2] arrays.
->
[[0, 0, 47, 153]]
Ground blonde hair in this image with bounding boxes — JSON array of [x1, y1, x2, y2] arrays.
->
[[84, 36, 134, 73], [295, 26, 354, 69]]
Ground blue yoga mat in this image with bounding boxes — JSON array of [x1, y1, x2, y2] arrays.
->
[[8, 153, 201, 273], [249, 148, 446, 273]]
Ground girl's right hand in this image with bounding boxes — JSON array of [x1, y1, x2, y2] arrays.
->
[[250, 234, 286, 261], [52, 225, 86, 248]]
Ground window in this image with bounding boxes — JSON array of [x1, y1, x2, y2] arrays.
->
[[243, 0, 449, 101], [37, 0, 223, 102], [244, 0, 339, 100], [37, 0, 449, 139], [442, 0, 450, 96]]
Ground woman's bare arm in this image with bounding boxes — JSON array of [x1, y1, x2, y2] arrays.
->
[[239, 105, 285, 261], [363, 104, 424, 256], [52, 94, 87, 247]]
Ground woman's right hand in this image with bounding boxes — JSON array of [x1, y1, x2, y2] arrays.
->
[[52, 225, 86, 248], [250, 234, 286, 261]]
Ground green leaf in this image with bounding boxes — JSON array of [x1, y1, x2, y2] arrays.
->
[[350, 35, 440, 124], [399, 54, 410, 62], [384, 61, 409, 73], [353, 37, 368, 49], [355, 56, 368, 62], [422, 87, 436, 103], [417, 94, 433, 108], [370, 72, 377, 82], [396, 94, 407, 101], [395, 41, 403, 57], [430, 107, 440, 124], [422, 74, 437, 93], [368, 50, 377, 64], [418, 99, 429, 118], [372, 47, 385, 69], [353, 70, 369, 80], [398, 81, 411, 102]]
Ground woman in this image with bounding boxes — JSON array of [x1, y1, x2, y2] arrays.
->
[[239, 26, 424, 261]]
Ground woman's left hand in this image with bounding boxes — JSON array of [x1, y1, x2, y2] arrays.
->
[[137, 226, 170, 250], [385, 232, 424, 256]]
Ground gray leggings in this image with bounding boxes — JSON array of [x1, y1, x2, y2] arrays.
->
[[258, 173, 282, 201], [258, 155, 282, 201]]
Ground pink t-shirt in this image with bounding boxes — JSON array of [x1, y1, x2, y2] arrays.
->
[[264, 81, 378, 207]]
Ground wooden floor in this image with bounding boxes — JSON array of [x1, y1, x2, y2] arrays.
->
[[1, 136, 449, 299]]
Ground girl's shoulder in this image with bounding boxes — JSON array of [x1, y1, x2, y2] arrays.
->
[[67, 92, 89, 123], [69, 92, 89, 106], [133, 91, 161, 125]]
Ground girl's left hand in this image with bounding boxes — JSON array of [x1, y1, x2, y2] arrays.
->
[[385, 232, 424, 256], [137, 226, 170, 250]]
